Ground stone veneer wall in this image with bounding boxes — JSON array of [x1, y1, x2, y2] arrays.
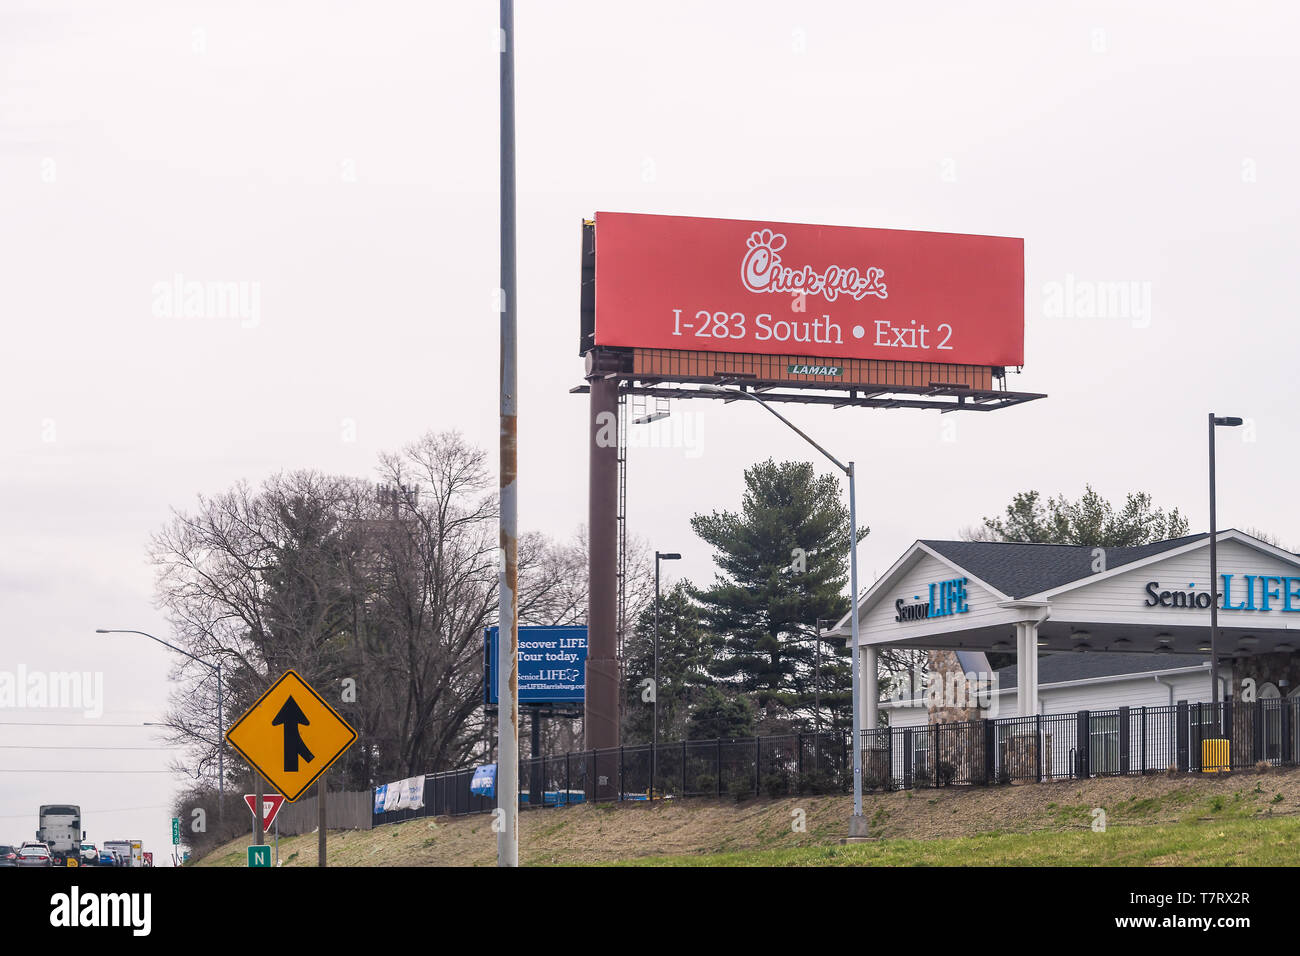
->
[[1227, 653, 1300, 764], [926, 649, 987, 783], [1230, 653, 1300, 701], [926, 649, 984, 724]]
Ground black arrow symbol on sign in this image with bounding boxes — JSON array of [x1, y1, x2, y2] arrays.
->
[[271, 695, 314, 772]]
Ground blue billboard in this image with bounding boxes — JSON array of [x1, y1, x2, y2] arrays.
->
[[484, 625, 587, 705]]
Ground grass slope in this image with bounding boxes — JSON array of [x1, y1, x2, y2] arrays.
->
[[195, 766, 1300, 867], [613, 817, 1300, 866]]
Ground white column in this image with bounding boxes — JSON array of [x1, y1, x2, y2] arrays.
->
[[1026, 620, 1041, 715], [1015, 622, 1032, 717], [864, 645, 879, 731]]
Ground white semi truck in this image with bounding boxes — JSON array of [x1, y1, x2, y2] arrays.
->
[[36, 805, 83, 865]]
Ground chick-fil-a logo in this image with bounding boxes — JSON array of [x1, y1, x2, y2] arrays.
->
[[741, 229, 888, 303]]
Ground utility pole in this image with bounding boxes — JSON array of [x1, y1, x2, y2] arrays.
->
[[496, 0, 520, 868]]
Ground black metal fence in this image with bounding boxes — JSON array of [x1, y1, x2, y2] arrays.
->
[[860, 698, 1300, 790], [370, 698, 1300, 826], [371, 730, 852, 826]]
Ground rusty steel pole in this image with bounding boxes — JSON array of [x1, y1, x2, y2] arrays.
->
[[496, 0, 520, 868], [585, 357, 621, 768]]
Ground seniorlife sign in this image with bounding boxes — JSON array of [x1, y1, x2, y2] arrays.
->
[[895, 578, 972, 623], [592, 212, 1024, 368], [484, 625, 587, 705], [1145, 574, 1300, 613]]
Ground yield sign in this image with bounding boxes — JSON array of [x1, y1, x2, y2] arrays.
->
[[225, 670, 357, 802], [243, 793, 287, 831]]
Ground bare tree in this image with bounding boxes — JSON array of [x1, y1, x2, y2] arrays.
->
[[150, 471, 365, 791], [359, 431, 499, 777], [1242, 526, 1289, 551], [150, 428, 662, 797]]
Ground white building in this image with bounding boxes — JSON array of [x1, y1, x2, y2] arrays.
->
[[829, 530, 1300, 781]]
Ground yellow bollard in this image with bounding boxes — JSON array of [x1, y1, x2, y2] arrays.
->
[[1201, 738, 1230, 773]]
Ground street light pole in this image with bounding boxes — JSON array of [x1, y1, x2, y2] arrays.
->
[[701, 385, 865, 822], [652, 550, 681, 801], [1208, 413, 1243, 712], [96, 628, 225, 818]]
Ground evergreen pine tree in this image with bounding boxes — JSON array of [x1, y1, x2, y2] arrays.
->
[[690, 459, 866, 728]]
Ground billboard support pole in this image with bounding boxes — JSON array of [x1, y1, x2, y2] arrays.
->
[[497, 0, 520, 868], [529, 707, 543, 808], [586, 359, 622, 767]]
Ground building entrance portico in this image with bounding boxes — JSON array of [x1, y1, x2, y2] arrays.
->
[[834, 530, 1300, 725]]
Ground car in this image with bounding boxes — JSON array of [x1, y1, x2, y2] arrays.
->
[[97, 850, 117, 867], [80, 843, 98, 866], [17, 846, 53, 867], [0, 845, 18, 867]]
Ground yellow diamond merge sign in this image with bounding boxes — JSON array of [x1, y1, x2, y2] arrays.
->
[[225, 670, 357, 802]]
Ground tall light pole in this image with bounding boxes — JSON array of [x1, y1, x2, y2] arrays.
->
[[1208, 413, 1243, 712], [700, 384, 865, 823], [496, 0, 520, 868], [652, 550, 681, 800], [96, 629, 224, 818]]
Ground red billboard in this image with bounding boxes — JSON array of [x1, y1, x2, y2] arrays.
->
[[593, 212, 1024, 368]]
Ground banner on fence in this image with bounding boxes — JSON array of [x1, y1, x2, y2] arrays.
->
[[470, 763, 496, 797], [374, 775, 427, 813], [383, 783, 401, 812], [402, 775, 425, 810]]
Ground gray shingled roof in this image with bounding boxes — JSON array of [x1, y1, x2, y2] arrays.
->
[[919, 533, 1209, 600], [996, 651, 1201, 690]]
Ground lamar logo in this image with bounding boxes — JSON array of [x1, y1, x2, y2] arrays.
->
[[787, 364, 842, 376], [741, 229, 888, 303], [49, 888, 151, 936]]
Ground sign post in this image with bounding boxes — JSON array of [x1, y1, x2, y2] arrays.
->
[[254, 776, 264, 847], [170, 817, 180, 846]]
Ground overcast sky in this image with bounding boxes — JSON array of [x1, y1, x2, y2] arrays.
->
[[3, 0, 1298, 858]]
